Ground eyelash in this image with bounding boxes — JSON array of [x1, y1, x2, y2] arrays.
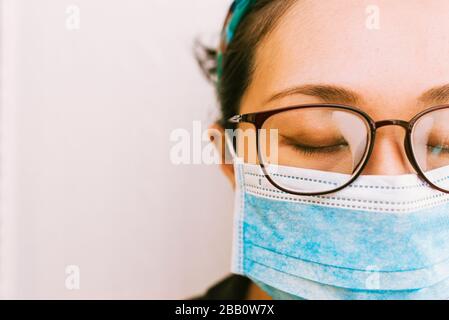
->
[[294, 144, 449, 155], [289, 143, 348, 156], [427, 144, 449, 154]]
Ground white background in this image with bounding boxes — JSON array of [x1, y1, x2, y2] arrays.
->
[[0, 0, 234, 299]]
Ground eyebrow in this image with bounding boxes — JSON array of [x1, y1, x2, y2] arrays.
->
[[265, 84, 362, 105], [265, 83, 449, 106], [418, 84, 449, 105]]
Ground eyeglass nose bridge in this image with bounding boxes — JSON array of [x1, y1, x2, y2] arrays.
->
[[374, 119, 410, 130], [371, 119, 422, 174]]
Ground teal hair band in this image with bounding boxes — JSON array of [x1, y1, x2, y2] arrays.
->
[[217, 0, 255, 83]]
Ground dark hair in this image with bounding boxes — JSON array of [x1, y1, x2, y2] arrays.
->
[[196, 0, 297, 128]]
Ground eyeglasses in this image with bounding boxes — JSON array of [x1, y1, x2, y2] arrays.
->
[[229, 104, 449, 196]]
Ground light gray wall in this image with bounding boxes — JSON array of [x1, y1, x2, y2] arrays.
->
[[0, 0, 234, 299]]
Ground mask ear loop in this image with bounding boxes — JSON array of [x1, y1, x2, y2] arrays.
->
[[224, 127, 246, 276]]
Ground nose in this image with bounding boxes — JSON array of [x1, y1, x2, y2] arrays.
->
[[360, 122, 416, 175]]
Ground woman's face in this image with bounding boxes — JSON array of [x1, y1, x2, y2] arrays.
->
[[236, 0, 449, 177]]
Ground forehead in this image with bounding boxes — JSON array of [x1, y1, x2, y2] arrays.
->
[[242, 0, 449, 119]]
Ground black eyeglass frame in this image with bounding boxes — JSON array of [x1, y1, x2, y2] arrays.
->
[[229, 103, 449, 196]]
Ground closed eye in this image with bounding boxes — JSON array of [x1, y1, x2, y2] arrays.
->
[[427, 144, 449, 155], [281, 135, 349, 156]]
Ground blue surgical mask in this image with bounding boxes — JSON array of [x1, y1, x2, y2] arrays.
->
[[230, 158, 449, 300]]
